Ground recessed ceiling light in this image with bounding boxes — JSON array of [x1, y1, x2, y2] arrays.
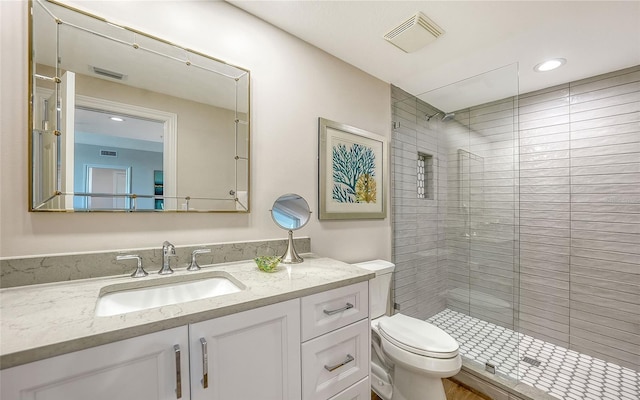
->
[[534, 58, 566, 72], [109, 116, 125, 122]]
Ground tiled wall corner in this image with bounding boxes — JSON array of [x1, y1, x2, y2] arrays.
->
[[391, 85, 447, 320]]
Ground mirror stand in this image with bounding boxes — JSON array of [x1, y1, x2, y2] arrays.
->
[[270, 193, 311, 264], [281, 230, 303, 264]]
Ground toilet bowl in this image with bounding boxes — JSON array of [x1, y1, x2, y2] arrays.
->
[[355, 261, 462, 400]]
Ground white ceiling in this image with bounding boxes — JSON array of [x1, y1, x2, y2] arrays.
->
[[229, 1, 640, 112], [75, 108, 164, 144], [74, 107, 165, 153]]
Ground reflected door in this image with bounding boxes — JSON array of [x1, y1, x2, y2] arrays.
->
[[86, 166, 130, 209]]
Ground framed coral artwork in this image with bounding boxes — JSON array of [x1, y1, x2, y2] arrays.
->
[[318, 117, 387, 220]]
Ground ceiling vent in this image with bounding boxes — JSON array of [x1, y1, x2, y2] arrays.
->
[[384, 12, 444, 53], [91, 66, 125, 80], [100, 150, 118, 157]]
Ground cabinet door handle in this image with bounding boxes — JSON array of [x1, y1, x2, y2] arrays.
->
[[200, 338, 209, 389], [324, 354, 354, 372], [323, 302, 354, 315], [174, 345, 182, 399]]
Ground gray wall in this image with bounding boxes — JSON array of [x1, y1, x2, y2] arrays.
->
[[442, 97, 519, 331], [391, 65, 639, 371], [391, 85, 448, 320], [517, 66, 639, 370]]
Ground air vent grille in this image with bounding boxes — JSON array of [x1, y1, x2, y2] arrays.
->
[[384, 17, 417, 41], [92, 66, 125, 80], [100, 150, 117, 157], [384, 12, 444, 53]]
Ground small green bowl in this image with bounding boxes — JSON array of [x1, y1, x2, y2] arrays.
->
[[254, 256, 281, 273]]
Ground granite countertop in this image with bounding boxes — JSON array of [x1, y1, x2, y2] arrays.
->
[[0, 255, 374, 370]]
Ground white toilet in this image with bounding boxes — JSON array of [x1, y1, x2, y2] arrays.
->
[[355, 260, 462, 400]]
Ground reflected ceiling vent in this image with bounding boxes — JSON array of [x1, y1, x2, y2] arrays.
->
[[384, 12, 444, 53], [91, 66, 125, 80], [100, 150, 117, 157]]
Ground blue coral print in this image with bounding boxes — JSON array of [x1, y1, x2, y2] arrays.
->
[[332, 143, 377, 203]]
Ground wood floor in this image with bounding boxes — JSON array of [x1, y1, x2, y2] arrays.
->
[[371, 378, 489, 400]]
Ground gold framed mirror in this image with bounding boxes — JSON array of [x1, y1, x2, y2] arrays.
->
[[29, 0, 250, 212]]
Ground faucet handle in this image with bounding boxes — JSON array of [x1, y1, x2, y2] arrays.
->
[[116, 255, 148, 278], [162, 241, 176, 259], [187, 249, 211, 272]]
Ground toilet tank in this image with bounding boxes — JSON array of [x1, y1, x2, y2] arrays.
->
[[353, 260, 395, 319]]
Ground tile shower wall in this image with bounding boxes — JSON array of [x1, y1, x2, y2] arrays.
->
[[391, 86, 447, 319], [442, 97, 519, 331], [517, 65, 639, 370]]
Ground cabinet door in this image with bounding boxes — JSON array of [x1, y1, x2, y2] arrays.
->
[[190, 299, 301, 400], [301, 319, 369, 400], [0, 326, 189, 400]]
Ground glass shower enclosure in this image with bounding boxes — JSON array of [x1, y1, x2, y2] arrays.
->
[[391, 63, 520, 380]]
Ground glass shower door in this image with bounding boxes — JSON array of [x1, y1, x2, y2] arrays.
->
[[418, 63, 521, 380]]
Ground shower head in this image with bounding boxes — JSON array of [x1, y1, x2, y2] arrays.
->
[[426, 112, 455, 122], [442, 112, 455, 121]]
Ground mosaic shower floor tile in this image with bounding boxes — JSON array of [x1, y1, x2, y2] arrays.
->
[[427, 309, 640, 400]]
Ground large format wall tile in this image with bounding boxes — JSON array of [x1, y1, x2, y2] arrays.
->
[[392, 65, 639, 371], [567, 66, 640, 369], [391, 86, 447, 320]]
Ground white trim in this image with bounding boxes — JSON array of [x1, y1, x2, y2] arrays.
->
[[60, 72, 76, 210]]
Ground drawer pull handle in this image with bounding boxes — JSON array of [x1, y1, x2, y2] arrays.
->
[[174, 345, 182, 399], [323, 302, 354, 315], [200, 338, 209, 389], [324, 354, 354, 372]]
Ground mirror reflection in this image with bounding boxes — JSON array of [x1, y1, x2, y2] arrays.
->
[[30, 0, 250, 212], [271, 194, 311, 231]]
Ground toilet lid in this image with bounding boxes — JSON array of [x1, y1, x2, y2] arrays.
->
[[378, 314, 459, 359]]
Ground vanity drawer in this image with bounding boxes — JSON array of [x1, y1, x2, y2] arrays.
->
[[301, 281, 368, 341], [327, 377, 370, 400], [301, 318, 369, 400]]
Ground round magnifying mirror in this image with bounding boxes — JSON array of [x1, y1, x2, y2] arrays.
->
[[271, 194, 311, 263]]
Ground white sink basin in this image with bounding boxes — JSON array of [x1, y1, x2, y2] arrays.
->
[[95, 273, 244, 317]]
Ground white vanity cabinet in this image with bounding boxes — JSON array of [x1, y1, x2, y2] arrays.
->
[[1, 281, 370, 400], [1, 300, 301, 400], [0, 326, 190, 400], [189, 298, 301, 400], [300, 282, 370, 400]]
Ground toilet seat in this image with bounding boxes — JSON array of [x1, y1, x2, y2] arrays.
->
[[378, 314, 459, 359]]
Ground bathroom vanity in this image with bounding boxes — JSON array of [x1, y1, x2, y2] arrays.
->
[[0, 256, 373, 400]]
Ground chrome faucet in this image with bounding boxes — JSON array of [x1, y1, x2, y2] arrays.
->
[[187, 248, 212, 272], [159, 241, 177, 275], [116, 254, 148, 278]]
